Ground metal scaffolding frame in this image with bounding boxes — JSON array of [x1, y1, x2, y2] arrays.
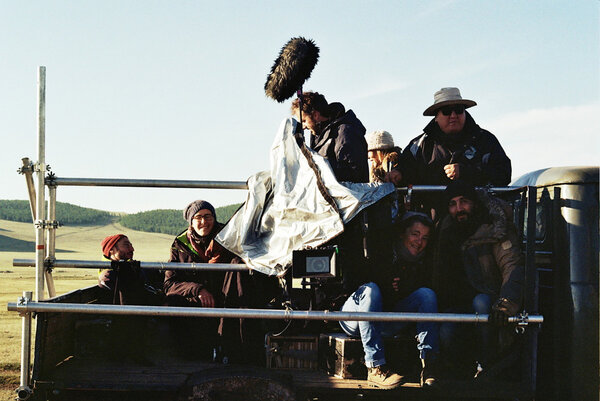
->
[[10, 67, 543, 399]]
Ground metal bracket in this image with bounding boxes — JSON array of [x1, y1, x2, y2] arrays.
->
[[45, 171, 56, 187], [17, 295, 30, 318], [404, 185, 413, 210], [15, 385, 33, 400], [44, 257, 56, 273], [515, 311, 530, 334], [34, 219, 61, 229], [17, 161, 34, 175]]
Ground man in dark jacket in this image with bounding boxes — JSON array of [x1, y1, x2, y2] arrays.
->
[[98, 234, 162, 305], [165, 200, 236, 307], [434, 180, 524, 378], [401, 87, 511, 187], [291, 91, 369, 183]]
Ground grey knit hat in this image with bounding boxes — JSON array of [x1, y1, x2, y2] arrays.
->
[[183, 200, 216, 225], [365, 130, 395, 151]]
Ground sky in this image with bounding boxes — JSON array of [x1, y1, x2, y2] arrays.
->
[[1, 1, 598, 214]]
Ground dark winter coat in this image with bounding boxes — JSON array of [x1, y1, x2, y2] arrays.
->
[[375, 240, 433, 310], [401, 112, 512, 187], [164, 222, 235, 303], [433, 191, 524, 312], [310, 103, 369, 183]]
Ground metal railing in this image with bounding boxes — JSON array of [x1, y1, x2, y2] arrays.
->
[[9, 67, 541, 399]]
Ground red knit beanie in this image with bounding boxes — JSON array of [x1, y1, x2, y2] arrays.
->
[[101, 234, 126, 259]]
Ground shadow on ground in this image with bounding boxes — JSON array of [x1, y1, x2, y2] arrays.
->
[[0, 234, 73, 252]]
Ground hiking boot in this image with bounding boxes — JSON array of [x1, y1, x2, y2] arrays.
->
[[420, 358, 439, 387], [367, 365, 404, 389]]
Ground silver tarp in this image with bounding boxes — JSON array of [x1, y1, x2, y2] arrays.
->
[[216, 118, 396, 276]]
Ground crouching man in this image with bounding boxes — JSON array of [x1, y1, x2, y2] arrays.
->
[[434, 180, 524, 378]]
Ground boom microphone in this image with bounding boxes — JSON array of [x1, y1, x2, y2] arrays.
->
[[264, 37, 319, 103]]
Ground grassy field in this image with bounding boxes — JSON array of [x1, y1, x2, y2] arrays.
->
[[0, 219, 174, 400]]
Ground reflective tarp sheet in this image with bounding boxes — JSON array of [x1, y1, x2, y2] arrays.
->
[[216, 118, 395, 276]]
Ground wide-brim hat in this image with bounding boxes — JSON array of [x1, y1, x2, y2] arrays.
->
[[423, 87, 477, 116]]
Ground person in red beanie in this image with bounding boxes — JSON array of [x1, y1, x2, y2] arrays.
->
[[98, 234, 134, 290], [98, 234, 161, 305]]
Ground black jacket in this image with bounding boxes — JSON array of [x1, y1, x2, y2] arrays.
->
[[164, 223, 232, 301], [310, 103, 369, 183], [401, 112, 511, 186], [375, 241, 433, 310]]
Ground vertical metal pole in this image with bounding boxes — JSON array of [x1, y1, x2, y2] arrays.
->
[[45, 186, 57, 298], [35, 66, 46, 302], [523, 186, 539, 392], [19, 291, 33, 392]]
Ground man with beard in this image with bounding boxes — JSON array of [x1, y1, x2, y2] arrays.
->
[[433, 180, 524, 378], [291, 91, 369, 183], [98, 234, 162, 305], [401, 87, 511, 187]]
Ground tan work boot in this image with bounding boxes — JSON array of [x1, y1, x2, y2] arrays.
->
[[367, 365, 404, 389]]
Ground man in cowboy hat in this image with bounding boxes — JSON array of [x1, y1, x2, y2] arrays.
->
[[400, 87, 511, 188]]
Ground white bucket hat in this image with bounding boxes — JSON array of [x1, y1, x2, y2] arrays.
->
[[365, 130, 394, 151], [423, 87, 477, 116]]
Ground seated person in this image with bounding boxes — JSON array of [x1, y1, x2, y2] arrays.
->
[[365, 130, 402, 185], [339, 212, 439, 388], [164, 200, 237, 307], [98, 234, 161, 305], [434, 180, 524, 378], [165, 200, 244, 360]]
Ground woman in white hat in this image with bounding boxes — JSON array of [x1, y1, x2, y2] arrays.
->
[[365, 130, 403, 185]]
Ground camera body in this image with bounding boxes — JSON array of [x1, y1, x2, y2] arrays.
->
[[292, 247, 338, 279]]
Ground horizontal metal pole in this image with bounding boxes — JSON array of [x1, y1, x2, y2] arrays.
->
[[50, 177, 248, 190], [47, 178, 520, 194], [394, 185, 522, 193], [6, 301, 543, 324], [13, 259, 250, 272]]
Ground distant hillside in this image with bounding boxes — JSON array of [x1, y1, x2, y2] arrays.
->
[[0, 200, 243, 235], [0, 200, 114, 225], [120, 203, 243, 235]]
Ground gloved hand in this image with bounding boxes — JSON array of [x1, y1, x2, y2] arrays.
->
[[489, 297, 519, 326]]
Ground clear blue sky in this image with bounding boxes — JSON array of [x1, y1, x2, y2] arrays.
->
[[1, 1, 598, 213]]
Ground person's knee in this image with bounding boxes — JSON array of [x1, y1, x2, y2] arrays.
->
[[416, 287, 438, 310], [354, 282, 383, 310], [472, 294, 491, 314]]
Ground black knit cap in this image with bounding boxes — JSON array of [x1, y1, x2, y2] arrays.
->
[[183, 200, 216, 225], [443, 180, 478, 206]]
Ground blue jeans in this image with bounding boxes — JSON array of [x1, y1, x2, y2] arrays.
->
[[383, 287, 439, 360], [439, 293, 492, 364], [340, 283, 440, 367]]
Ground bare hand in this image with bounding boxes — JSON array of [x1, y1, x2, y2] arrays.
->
[[392, 277, 401, 292], [444, 163, 460, 180], [385, 170, 403, 186], [197, 288, 215, 307]]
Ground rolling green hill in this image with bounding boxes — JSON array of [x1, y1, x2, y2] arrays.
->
[[0, 200, 243, 235]]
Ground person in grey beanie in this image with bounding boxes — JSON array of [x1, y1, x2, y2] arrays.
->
[[164, 200, 234, 307]]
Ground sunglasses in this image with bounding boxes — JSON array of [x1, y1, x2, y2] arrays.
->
[[440, 105, 465, 116]]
